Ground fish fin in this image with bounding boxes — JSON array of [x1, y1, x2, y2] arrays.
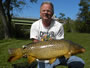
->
[[8, 55, 21, 62], [27, 55, 36, 64], [64, 52, 71, 59], [49, 58, 56, 64], [8, 48, 23, 62]]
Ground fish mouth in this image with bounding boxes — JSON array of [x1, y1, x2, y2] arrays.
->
[[8, 56, 15, 62], [8, 55, 23, 62]]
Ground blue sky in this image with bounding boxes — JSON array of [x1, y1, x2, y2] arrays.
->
[[13, 0, 81, 20]]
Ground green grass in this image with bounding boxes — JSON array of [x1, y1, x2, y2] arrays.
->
[[0, 33, 90, 68], [0, 39, 32, 68]]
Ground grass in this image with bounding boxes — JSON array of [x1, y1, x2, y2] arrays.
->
[[0, 33, 90, 68], [0, 39, 32, 68]]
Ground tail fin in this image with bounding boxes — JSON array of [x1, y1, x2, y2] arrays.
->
[[81, 48, 85, 53], [8, 48, 23, 62]]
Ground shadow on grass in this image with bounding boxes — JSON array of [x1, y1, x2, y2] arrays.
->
[[12, 61, 37, 68]]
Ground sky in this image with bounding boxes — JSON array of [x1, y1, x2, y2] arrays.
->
[[13, 0, 81, 20]]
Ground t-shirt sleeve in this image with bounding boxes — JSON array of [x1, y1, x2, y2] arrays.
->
[[55, 25, 64, 40], [30, 23, 39, 39]]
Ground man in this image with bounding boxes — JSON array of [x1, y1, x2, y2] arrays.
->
[[30, 1, 85, 68]]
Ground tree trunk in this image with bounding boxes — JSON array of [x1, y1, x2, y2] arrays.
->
[[0, 0, 10, 39], [6, 0, 13, 37]]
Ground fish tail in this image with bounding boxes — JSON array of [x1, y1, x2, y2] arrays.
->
[[8, 48, 23, 62], [81, 48, 85, 53]]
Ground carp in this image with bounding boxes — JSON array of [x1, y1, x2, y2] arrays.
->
[[8, 40, 85, 64]]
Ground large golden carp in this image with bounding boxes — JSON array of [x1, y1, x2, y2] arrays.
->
[[8, 40, 85, 64]]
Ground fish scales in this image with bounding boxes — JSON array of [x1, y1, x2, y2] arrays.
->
[[8, 40, 85, 64], [26, 40, 70, 59]]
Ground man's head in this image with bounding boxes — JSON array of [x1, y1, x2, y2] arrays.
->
[[40, 1, 54, 21]]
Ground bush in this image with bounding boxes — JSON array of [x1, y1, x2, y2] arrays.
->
[[74, 21, 90, 33], [64, 20, 90, 33], [64, 22, 71, 32], [15, 25, 30, 39]]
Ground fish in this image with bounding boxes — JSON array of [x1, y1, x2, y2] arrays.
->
[[8, 40, 85, 64]]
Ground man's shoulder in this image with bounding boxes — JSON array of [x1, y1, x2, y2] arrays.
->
[[53, 20, 63, 26], [32, 19, 41, 26]]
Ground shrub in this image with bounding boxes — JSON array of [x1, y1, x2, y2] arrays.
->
[[64, 22, 71, 32], [15, 25, 30, 39], [64, 20, 90, 33]]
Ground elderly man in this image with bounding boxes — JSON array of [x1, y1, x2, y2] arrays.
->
[[30, 1, 85, 68]]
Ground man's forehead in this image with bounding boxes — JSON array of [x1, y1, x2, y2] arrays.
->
[[40, 4, 53, 9]]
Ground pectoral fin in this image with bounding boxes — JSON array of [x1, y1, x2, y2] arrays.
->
[[64, 52, 71, 59], [27, 55, 36, 64], [49, 58, 56, 64]]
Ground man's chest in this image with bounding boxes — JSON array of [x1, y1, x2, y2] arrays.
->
[[39, 26, 59, 39]]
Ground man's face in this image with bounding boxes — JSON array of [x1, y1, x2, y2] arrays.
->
[[40, 4, 53, 20]]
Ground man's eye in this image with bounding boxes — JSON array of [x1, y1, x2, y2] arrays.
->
[[41, 10, 52, 12]]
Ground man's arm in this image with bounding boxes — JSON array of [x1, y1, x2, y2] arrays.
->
[[31, 38, 40, 43], [30, 22, 40, 41], [55, 25, 64, 40]]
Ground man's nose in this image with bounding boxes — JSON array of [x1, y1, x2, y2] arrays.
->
[[44, 10, 48, 13]]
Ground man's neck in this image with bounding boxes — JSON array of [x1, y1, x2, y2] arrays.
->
[[42, 19, 52, 27]]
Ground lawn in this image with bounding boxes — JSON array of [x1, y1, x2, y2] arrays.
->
[[0, 33, 90, 68]]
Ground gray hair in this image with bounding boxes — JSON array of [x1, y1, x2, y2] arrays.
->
[[40, 1, 54, 14]]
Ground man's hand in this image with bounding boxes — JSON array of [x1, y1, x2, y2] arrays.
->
[[33, 39, 39, 43]]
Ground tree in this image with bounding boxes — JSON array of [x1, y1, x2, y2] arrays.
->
[[0, 0, 37, 39], [75, 0, 90, 33], [0, 0, 10, 39], [58, 12, 66, 24], [77, 0, 90, 24], [59, 13, 65, 20]]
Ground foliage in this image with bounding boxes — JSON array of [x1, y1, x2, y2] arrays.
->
[[64, 17, 71, 32], [74, 20, 90, 33], [59, 13, 65, 20], [63, 17, 77, 33], [74, 21, 86, 33], [77, 0, 90, 23], [64, 20, 90, 33], [30, 0, 37, 3], [64, 22, 71, 32], [0, 0, 37, 39], [15, 25, 30, 39], [63, 0, 90, 33], [58, 12, 66, 24]]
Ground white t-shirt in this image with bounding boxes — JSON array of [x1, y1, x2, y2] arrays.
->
[[30, 19, 64, 63], [30, 19, 64, 40]]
